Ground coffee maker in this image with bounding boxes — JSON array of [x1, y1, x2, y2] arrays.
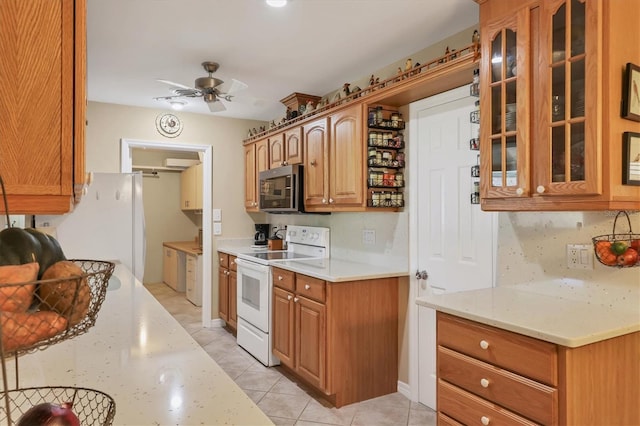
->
[[254, 224, 270, 246]]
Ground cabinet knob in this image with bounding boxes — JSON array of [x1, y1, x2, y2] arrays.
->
[[294, 297, 299, 303], [516, 187, 524, 196], [479, 340, 489, 350], [481, 416, 490, 425], [480, 378, 490, 388], [287, 295, 292, 301], [329, 198, 334, 204], [278, 275, 284, 281], [310, 160, 317, 166], [304, 284, 310, 290], [283, 161, 288, 166], [220, 258, 223, 262], [322, 198, 327, 204], [536, 185, 546, 194]]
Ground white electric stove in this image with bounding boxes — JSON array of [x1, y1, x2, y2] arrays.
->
[[234, 225, 330, 366]]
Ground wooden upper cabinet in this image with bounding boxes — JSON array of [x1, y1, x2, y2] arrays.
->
[[268, 133, 285, 169], [269, 127, 303, 169], [329, 104, 364, 208], [244, 138, 269, 211], [303, 105, 365, 212], [303, 117, 330, 209], [480, 7, 531, 200], [244, 142, 257, 210], [0, 0, 86, 214], [478, 0, 640, 211]]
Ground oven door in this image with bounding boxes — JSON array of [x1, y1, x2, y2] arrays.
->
[[234, 258, 271, 332]]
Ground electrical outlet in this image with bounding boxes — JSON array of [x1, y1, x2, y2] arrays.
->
[[567, 244, 593, 269], [362, 229, 376, 245]]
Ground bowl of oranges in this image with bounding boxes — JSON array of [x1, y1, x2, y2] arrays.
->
[[592, 211, 640, 267]]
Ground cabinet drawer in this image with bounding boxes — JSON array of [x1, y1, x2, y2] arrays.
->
[[438, 380, 538, 426], [296, 274, 325, 303], [438, 412, 463, 426], [229, 255, 237, 272], [273, 267, 295, 291], [218, 252, 229, 268], [437, 313, 557, 386], [438, 346, 557, 425]]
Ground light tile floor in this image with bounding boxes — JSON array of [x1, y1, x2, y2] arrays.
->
[[145, 282, 437, 426]]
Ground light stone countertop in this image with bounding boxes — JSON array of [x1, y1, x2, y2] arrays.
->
[[271, 258, 408, 282], [164, 240, 203, 255], [217, 244, 408, 282], [416, 283, 640, 348], [5, 264, 273, 426]]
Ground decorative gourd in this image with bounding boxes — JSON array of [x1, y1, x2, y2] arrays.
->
[[0, 228, 66, 279]]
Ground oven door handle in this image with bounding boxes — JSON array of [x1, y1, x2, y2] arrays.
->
[[234, 257, 271, 272]]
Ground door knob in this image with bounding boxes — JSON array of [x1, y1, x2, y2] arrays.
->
[[415, 270, 429, 280]]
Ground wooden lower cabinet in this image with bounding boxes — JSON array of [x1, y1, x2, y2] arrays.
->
[[272, 267, 398, 407], [217, 252, 237, 331], [436, 312, 640, 425]]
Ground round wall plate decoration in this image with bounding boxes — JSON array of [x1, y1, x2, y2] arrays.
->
[[156, 113, 183, 137]]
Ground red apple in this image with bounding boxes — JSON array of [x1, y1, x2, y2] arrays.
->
[[630, 239, 640, 252], [17, 402, 79, 426], [617, 248, 639, 267]]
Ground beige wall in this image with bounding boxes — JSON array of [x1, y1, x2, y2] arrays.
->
[[86, 101, 265, 292]]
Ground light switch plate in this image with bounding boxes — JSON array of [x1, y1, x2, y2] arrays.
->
[[213, 208, 222, 221], [362, 229, 376, 245], [213, 222, 222, 235]]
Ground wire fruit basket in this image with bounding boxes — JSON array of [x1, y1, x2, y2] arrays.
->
[[0, 259, 116, 425], [592, 211, 640, 268], [0, 386, 115, 425], [0, 260, 115, 358]]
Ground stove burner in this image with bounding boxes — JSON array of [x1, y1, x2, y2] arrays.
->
[[241, 251, 314, 262]]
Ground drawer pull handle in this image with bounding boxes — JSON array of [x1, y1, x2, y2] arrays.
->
[[479, 340, 489, 350], [480, 378, 489, 388], [287, 295, 292, 301], [305, 284, 311, 290], [481, 416, 490, 425]]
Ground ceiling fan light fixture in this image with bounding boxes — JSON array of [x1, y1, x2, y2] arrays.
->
[[169, 100, 186, 110], [266, 0, 287, 7]]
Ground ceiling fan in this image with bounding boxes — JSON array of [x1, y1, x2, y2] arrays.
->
[[154, 61, 247, 112]]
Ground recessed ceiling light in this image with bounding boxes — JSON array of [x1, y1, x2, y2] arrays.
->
[[169, 101, 186, 110], [266, 0, 287, 7]]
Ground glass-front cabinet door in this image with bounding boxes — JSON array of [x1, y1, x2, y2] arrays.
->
[[480, 8, 530, 199], [537, 0, 600, 196]]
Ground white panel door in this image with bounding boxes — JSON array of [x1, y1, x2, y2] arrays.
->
[[410, 86, 496, 409]]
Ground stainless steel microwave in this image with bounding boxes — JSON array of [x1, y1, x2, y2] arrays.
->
[[259, 164, 304, 213]]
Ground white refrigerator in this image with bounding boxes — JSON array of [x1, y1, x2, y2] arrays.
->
[[36, 172, 146, 281]]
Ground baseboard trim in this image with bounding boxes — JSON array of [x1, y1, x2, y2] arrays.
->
[[397, 380, 412, 401], [208, 318, 224, 328]]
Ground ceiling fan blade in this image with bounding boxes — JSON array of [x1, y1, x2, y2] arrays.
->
[[157, 79, 197, 91], [153, 94, 186, 101], [218, 78, 248, 95], [207, 100, 226, 112]]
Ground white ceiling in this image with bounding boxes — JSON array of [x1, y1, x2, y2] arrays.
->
[[87, 0, 478, 121]]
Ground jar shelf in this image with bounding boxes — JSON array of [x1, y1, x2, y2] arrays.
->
[[367, 105, 405, 210], [368, 159, 405, 168]]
